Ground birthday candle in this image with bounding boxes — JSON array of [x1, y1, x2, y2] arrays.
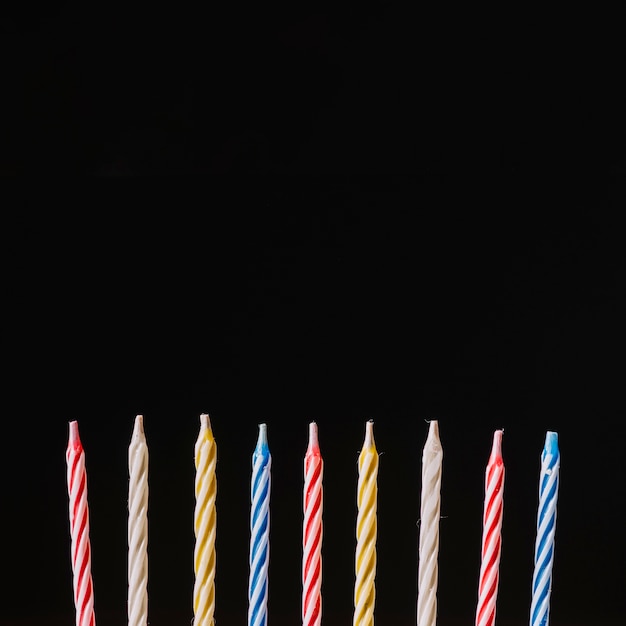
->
[[530, 431, 560, 626], [128, 415, 149, 626], [249, 424, 272, 626], [354, 420, 379, 626], [303, 422, 323, 626], [475, 430, 505, 626], [66, 420, 96, 626], [417, 421, 443, 626], [194, 413, 217, 626]]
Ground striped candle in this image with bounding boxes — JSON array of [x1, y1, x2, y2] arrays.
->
[[354, 420, 379, 626], [194, 413, 217, 626], [530, 431, 560, 626], [417, 420, 443, 626], [303, 422, 323, 626], [249, 423, 272, 626], [66, 420, 96, 626], [128, 415, 149, 626], [475, 430, 505, 626]]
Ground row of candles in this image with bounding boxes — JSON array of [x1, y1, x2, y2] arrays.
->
[[66, 416, 561, 626]]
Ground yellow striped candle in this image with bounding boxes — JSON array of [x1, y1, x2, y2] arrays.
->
[[194, 413, 217, 626], [354, 420, 379, 626]]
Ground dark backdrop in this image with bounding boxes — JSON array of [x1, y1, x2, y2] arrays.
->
[[2, 3, 626, 626]]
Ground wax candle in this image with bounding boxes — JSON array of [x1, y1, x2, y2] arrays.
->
[[66, 420, 96, 626], [128, 415, 149, 626], [530, 431, 560, 626], [303, 422, 323, 626], [417, 420, 443, 626], [194, 413, 217, 626], [475, 430, 505, 626], [249, 423, 271, 626], [354, 420, 379, 626]]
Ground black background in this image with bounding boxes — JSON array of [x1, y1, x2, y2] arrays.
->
[[2, 3, 626, 626]]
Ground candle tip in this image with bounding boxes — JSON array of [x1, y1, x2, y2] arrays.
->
[[133, 414, 144, 436], [308, 421, 319, 451], [198, 413, 215, 443], [68, 420, 80, 444], [428, 419, 439, 439], [364, 419, 375, 447], [426, 419, 442, 452], [491, 429, 504, 459], [68, 421, 83, 451], [544, 430, 559, 456], [257, 423, 268, 447]]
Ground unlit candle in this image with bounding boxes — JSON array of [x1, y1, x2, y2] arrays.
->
[[128, 415, 149, 626], [417, 421, 443, 626], [194, 413, 217, 626]]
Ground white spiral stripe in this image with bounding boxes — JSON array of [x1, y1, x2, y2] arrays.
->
[[417, 426, 442, 626], [302, 452, 323, 626], [128, 428, 148, 626], [354, 435, 378, 626], [530, 451, 559, 626], [354, 571, 376, 622], [476, 462, 504, 626], [67, 448, 95, 626], [249, 451, 271, 626], [194, 434, 217, 626]]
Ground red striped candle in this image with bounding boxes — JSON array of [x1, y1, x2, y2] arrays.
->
[[475, 430, 505, 626], [66, 420, 96, 626], [302, 422, 323, 626]]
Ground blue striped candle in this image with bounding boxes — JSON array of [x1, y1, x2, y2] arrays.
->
[[530, 431, 560, 626], [249, 423, 272, 626]]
